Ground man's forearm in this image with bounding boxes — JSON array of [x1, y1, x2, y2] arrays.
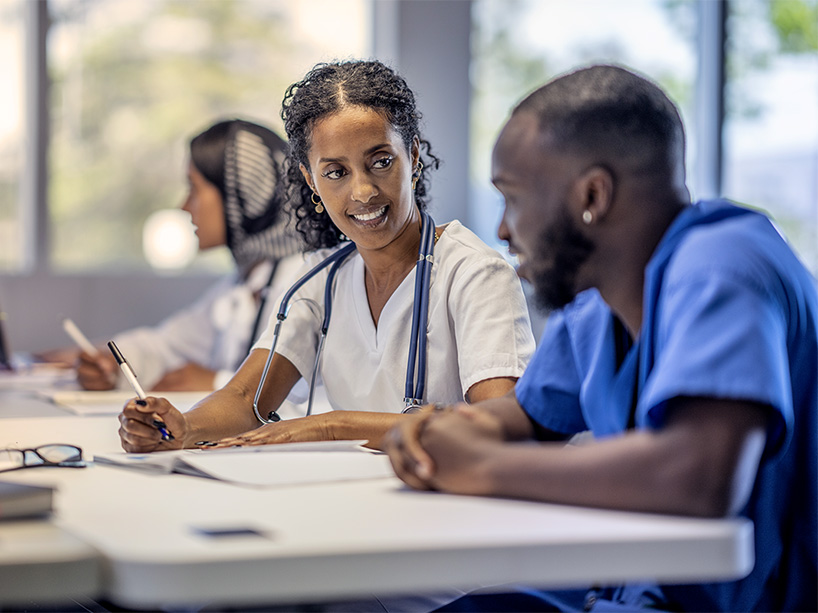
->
[[477, 400, 767, 517]]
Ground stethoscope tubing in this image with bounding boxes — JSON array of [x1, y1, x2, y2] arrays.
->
[[252, 212, 435, 424], [306, 248, 353, 416], [404, 211, 435, 405], [252, 243, 356, 424]]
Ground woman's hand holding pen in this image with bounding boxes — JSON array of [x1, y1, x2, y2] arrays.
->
[[119, 397, 187, 453], [76, 350, 118, 390]]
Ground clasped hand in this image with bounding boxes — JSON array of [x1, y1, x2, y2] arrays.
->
[[383, 403, 505, 494]]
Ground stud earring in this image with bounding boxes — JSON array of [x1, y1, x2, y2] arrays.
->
[[582, 210, 593, 225], [311, 192, 324, 214]]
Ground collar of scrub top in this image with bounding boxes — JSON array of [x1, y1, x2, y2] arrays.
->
[[252, 210, 437, 424]]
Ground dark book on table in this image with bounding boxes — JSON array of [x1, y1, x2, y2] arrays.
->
[[0, 481, 54, 520]]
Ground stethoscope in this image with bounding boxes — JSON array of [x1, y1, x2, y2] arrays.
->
[[252, 210, 437, 424]]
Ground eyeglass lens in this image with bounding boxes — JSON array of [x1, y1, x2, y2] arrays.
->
[[0, 444, 82, 470]]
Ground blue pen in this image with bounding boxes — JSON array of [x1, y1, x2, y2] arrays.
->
[[108, 341, 175, 442], [152, 419, 175, 442]]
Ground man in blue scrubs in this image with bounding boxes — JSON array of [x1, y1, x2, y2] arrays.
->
[[384, 65, 817, 611]]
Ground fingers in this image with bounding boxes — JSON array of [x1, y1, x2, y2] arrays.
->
[[77, 352, 117, 390], [453, 402, 480, 418], [205, 425, 267, 449], [402, 414, 437, 479], [118, 397, 183, 452], [206, 423, 282, 449], [118, 419, 164, 452], [206, 435, 247, 449], [206, 433, 262, 449], [118, 408, 163, 451], [204, 416, 327, 449], [383, 415, 437, 490]]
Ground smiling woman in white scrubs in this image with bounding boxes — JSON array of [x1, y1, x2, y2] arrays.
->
[[117, 59, 535, 453]]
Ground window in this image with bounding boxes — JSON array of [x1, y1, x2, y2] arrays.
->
[[0, 0, 26, 272], [47, 0, 371, 273], [470, 0, 698, 250], [471, 0, 818, 275], [723, 0, 818, 273]]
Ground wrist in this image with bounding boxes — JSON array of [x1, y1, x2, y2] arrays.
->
[[314, 411, 341, 441], [473, 440, 508, 495], [182, 418, 205, 449]]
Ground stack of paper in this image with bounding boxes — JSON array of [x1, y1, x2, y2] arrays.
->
[[0, 365, 76, 391]]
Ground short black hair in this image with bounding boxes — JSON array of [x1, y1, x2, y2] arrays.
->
[[515, 65, 686, 178], [280, 59, 441, 249]]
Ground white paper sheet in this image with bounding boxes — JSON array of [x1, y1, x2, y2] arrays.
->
[[93, 441, 392, 487]]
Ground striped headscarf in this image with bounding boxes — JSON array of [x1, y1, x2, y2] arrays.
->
[[190, 119, 304, 275]]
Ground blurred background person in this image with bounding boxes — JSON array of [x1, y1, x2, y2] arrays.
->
[[77, 118, 306, 392]]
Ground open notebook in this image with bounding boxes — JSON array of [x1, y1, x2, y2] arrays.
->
[[93, 440, 394, 487]]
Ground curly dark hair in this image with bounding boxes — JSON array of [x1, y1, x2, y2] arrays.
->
[[280, 59, 441, 249]]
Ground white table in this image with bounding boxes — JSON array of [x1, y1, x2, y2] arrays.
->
[[0, 520, 100, 604], [0, 393, 755, 610]]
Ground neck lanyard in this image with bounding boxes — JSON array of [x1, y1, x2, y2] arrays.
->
[[253, 211, 437, 424]]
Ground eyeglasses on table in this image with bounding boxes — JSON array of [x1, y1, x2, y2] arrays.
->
[[0, 444, 86, 473]]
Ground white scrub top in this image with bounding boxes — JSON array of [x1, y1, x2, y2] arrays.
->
[[254, 220, 535, 413]]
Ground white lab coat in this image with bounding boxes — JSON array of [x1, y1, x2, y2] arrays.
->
[[113, 253, 306, 392]]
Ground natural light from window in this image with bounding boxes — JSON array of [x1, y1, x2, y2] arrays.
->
[[0, 0, 25, 272], [47, 0, 371, 273], [723, 0, 818, 273], [470, 0, 697, 251]]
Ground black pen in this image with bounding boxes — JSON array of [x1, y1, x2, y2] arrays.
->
[[107, 341, 174, 442]]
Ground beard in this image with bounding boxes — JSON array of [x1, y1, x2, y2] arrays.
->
[[529, 208, 595, 312]]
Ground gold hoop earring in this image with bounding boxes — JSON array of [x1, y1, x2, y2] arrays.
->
[[311, 192, 324, 214], [582, 210, 593, 225], [411, 161, 424, 191]]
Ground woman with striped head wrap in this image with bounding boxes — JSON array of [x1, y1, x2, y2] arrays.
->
[[76, 119, 306, 393]]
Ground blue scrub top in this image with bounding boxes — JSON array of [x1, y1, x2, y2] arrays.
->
[[516, 200, 818, 611]]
